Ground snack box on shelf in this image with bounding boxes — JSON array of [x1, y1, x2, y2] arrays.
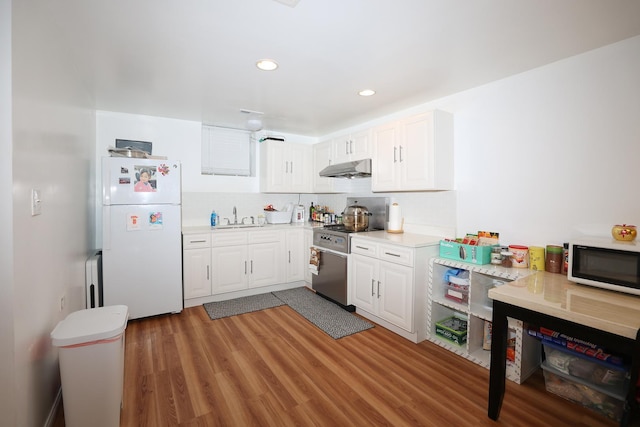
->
[[439, 240, 493, 265], [435, 315, 468, 346]]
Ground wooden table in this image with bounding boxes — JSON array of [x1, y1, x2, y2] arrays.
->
[[488, 272, 640, 426]]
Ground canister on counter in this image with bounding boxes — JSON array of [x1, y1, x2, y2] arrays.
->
[[509, 245, 529, 268], [529, 246, 545, 271], [500, 249, 513, 267], [490, 246, 503, 265], [546, 245, 563, 274]]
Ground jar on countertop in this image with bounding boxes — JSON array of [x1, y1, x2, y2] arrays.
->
[[501, 250, 513, 268], [546, 245, 563, 274], [491, 247, 503, 265], [509, 245, 529, 268]]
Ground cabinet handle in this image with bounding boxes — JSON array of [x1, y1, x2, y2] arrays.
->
[[349, 140, 353, 154], [244, 261, 247, 275], [384, 251, 401, 257], [288, 251, 291, 263], [290, 161, 293, 174], [393, 146, 397, 163], [251, 260, 253, 274], [371, 279, 375, 296], [355, 245, 370, 251], [345, 141, 349, 155], [207, 265, 210, 281], [190, 239, 207, 243], [377, 281, 381, 298], [399, 145, 403, 162]]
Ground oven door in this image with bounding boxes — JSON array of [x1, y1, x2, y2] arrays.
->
[[311, 247, 348, 306]]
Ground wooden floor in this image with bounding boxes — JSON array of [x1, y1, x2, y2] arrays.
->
[[54, 301, 631, 426]]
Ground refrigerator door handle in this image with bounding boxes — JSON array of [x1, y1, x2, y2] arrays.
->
[[103, 207, 111, 250]]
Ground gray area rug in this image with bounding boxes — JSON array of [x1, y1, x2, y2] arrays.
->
[[203, 287, 374, 339], [203, 293, 284, 320]]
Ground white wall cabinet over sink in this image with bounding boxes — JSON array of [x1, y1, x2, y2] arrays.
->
[[349, 235, 439, 343], [371, 110, 454, 192], [260, 140, 312, 193]]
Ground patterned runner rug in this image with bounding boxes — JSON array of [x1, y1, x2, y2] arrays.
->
[[203, 287, 374, 339]]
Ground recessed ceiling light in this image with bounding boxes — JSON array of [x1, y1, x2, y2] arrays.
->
[[358, 89, 376, 97], [256, 59, 279, 71]]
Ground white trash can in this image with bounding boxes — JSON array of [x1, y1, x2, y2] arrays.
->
[[51, 305, 128, 427]]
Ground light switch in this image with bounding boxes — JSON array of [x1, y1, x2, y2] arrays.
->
[[31, 189, 42, 216]]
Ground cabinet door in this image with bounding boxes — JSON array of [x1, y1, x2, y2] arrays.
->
[[349, 129, 372, 162], [211, 245, 248, 294], [350, 254, 378, 313], [183, 248, 212, 299], [285, 229, 305, 282], [331, 134, 351, 164], [313, 140, 335, 193], [401, 112, 436, 190], [371, 121, 400, 191], [288, 143, 312, 193], [260, 141, 288, 193], [248, 242, 283, 288], [378, 261, 414, 331]]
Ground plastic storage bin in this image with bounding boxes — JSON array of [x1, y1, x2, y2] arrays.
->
[[444, 276, 469, 304], [51, 305, 129, 427], [435, 315, 468, 345]]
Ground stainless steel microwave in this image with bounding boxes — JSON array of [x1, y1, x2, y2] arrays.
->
[[568, 237, 640, 296]]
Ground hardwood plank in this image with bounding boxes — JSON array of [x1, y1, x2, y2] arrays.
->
[[55, 304, 631, 426]]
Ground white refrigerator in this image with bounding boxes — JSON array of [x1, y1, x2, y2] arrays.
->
[[102, 157, 183, 319]]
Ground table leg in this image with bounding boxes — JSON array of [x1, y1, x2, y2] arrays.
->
[[488, 300, 508, 420]]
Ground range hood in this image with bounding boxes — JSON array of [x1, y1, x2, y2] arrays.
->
[[319, 158, 372, 178]]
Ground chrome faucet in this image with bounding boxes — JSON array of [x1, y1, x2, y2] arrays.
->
[[233, 206, 237, 225]]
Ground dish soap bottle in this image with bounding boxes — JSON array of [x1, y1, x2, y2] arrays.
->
[[210, 210, 217, 227]]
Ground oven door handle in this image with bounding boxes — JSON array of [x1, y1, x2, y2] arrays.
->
[[314, 247, 348, 258]]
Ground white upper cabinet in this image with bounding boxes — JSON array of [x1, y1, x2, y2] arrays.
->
[[371, 110, 454, 192], [331, 129, 372, 164], [312, 139, 336, 193], [260, 140, 312, 193]]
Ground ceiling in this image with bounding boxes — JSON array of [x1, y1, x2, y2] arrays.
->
[[22, 0, 640, 137]]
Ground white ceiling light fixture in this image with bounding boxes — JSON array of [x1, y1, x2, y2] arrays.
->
[[273, 0, 301, 8], [241, 109, 264, 131], [256, 59, 279, 71], [358, 89, 376, 97]]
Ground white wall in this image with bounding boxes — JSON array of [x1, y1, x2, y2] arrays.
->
[[11, 1, 96, 425], [442, 35, 640, 246], [0, 1, 16, 425]]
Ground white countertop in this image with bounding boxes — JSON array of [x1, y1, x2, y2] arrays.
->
[[182, 222, 319, 235], [489, 272, 640, 339], [350, 230, 443, 248]]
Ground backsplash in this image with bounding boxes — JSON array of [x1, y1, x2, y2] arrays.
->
[[182, 189, 457, 236]]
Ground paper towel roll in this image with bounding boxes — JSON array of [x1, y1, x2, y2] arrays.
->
[[388, 203, 403, 231]]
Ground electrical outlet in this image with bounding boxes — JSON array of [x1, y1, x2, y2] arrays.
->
[[59, 296, 65, 312]]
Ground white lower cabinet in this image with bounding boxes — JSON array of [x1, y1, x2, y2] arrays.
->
[[285, 229, 306, 282], [211, 230, 283, 294], [350, 236, 437, 342], [427, 258, 541, 384], [182, 233, 212, 299], [303, 229, 313, 284]]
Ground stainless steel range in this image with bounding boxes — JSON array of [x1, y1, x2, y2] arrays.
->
[[311, 197, 389, 311]]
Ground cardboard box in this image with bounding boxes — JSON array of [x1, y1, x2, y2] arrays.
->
[[439, 240, 493, 264]]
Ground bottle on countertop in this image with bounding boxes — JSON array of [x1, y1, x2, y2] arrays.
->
[[309, 202, 315, 221], [210, 210, 217, 227]]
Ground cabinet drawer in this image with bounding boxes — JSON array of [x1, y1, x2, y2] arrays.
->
[[379, 244, 414, 267], [183, 233, 211, 249], [248, 229, 281, 244], [351, 240, 378, 257], [211, 232, 247, 247]]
